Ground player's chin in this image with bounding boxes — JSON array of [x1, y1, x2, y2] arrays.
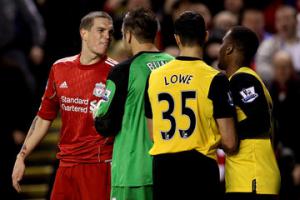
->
[[95, 47, 108, 56], [217, 62, 225, 71]]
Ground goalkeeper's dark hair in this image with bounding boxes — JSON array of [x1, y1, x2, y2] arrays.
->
[[122, 7, 158, 43], [228, 26, 259, 66], [174, 11, 207, 46]]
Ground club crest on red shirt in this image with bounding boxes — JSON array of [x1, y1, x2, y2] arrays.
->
[[93, 82, 106, 98]]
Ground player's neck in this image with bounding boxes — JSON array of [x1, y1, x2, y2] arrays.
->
[[80, 51, 103, 65], [179, 46, 203, 59], [226, 61, 240, 77], [132, 43, 158, 56]]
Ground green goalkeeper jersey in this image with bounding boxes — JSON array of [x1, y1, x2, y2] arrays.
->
[[94, 51, 173, 186]]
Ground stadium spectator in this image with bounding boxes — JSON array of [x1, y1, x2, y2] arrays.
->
[[0, 0, 45, 198], [213, 11, 238, 35], [203, 37, 223, 68], [270, 50, 300, 200], [0, 0, 46, 92], [256, 5, 300, 85], [0, 58, 32, 200], [241, 8, 272, 42], [224, 0, 244, 17]]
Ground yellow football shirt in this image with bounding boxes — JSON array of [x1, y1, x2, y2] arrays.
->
[[225, 67, 280, 194], [146, 57, 234, 160]]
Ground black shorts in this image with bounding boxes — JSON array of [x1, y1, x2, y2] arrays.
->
[[153, 150, 222, 200]]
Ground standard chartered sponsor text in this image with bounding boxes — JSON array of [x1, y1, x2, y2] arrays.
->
[[61, 96, 89, 105], [61, 96, 89, 113]]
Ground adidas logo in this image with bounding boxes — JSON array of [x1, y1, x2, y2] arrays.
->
[[59, 81, 68, 89]]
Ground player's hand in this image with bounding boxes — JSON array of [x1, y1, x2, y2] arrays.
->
[[90, 100, 100, 119], [29, 46, 44, 65], [12, 130, 26, 145], [90, 100, 98, 113], [292, 164, 300, 185], [12, 154, 26, 192], [91, 100, 105, 119]]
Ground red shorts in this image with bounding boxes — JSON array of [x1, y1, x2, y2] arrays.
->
[[50, 162, 111, 200]]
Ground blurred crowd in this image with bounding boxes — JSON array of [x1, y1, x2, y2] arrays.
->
[[1, 0, 300, 199]]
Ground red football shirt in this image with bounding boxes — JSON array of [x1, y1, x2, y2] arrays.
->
[[38, 54, 117, 166]]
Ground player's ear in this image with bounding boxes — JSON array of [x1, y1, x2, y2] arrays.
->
[[80, 28, 88, 41], [174, 34, 181, 47], [204, 31, 209, 43], [124, 31, 132, 44], [226, 44, 234, 55]]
